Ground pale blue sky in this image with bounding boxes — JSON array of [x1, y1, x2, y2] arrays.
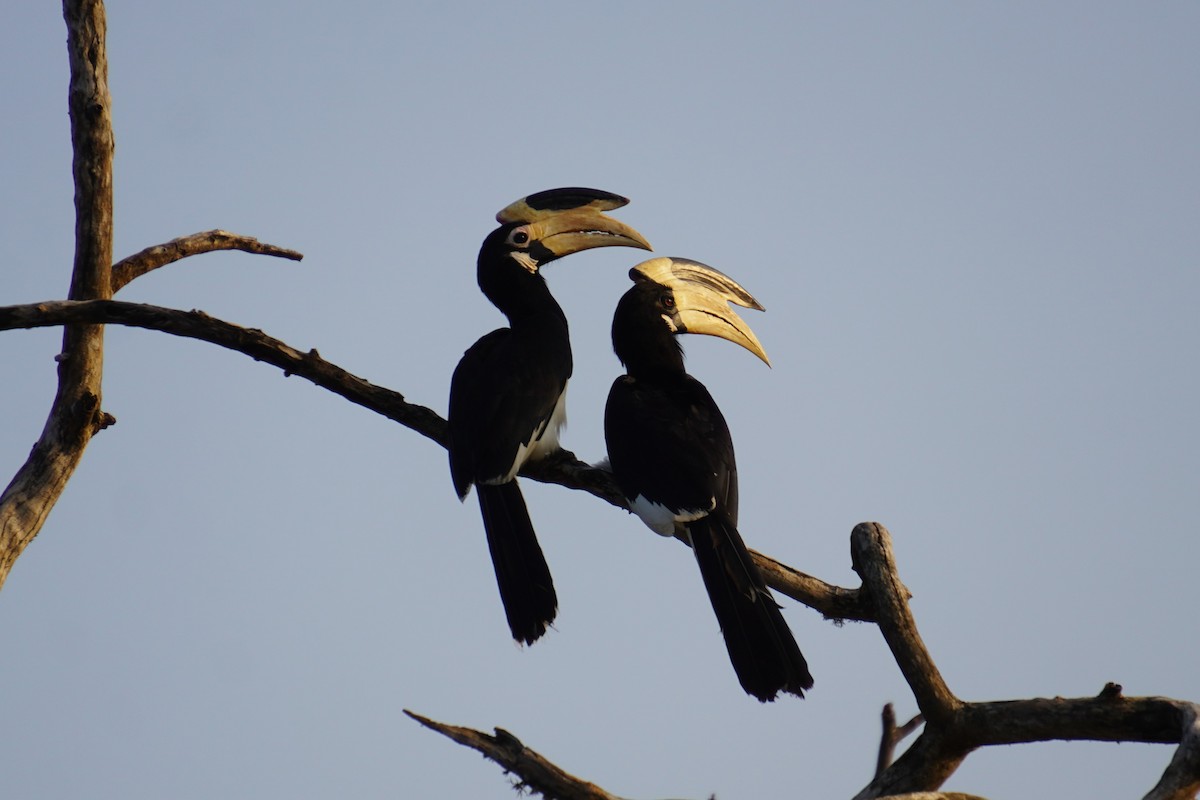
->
[[2, 3, 1198, 798]]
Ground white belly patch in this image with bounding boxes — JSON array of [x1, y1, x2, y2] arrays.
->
[[629, 494, 712, 537]]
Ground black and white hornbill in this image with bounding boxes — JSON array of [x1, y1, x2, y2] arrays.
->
[[603, 257, 813, 701], [448, 188, 652, 645]]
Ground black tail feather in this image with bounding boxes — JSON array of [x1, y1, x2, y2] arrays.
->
[[476, 481, 558, 645], [689, 513, 813, 701]]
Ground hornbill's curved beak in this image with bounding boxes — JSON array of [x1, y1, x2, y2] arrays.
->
[[631, 256, 771, 366], [497, 187, 652, 258]]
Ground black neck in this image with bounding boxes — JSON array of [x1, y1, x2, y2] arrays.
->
[[477, 247, 568, 337], [612, 287, 686, 379]]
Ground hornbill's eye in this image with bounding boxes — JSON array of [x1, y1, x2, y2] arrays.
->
[[661, 293, 675, 310], [509, 228, 530, 247]]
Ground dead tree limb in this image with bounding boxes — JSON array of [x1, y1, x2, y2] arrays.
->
[[849, 522, 1200, 800], [398, 524, 1200, 799], [1146, 703, 1200, 800], [0, 0, 113, 586], [0, 299, 446, 446], [0, 298, 871, 619], [0, 8, 301, 591], [110, 229, 303, 292], [404, 710, 627, 800], [876, 703, 925, 779], [852, 523, 959, 726]]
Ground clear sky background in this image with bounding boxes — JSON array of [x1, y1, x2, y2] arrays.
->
[[2, 3, 1197, 798]]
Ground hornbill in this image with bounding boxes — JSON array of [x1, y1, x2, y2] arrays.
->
[[448, 188, 651, 645], [603, 257, 813, 701]]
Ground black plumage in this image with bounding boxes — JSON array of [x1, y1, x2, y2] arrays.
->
[[448, 189, 650, 644], [604, 258, 813, 700]]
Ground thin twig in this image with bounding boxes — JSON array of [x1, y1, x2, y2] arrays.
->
[[877, 704, 898, 779], [111, 230, 303, 293], [876, 704, 925, 779]]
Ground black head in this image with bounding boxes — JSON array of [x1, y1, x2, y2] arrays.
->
[[612, 257, 771, 374], [612, 274, 687, 374], [476, 189, 652, 310]]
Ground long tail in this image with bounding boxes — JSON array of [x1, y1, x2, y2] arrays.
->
[[688, 512, 813, 701], [476, 480, 558, 645]]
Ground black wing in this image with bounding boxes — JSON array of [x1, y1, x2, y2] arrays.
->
[[449, 328, 568, 497], [604, 373, 739, 523]]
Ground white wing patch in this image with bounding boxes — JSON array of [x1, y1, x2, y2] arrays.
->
[[525, 384, 567, 462], [483, 385, 568, 485], [629, 494, 712, 537]]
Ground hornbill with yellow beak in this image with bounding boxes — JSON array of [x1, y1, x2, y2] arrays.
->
[[449, 188, 651, 645], [603, 257, 813, 700]]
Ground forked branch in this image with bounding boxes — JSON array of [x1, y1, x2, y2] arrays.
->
[[876, 703, 925, 779], [850, 522, 1200, 800], [400, 524, 1200, 800], [0, 3, 306, 591]]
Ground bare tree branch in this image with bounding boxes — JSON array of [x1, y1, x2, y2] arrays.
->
[[877, 703, 900, 780], [404, 710, 627, 800], [851, 522, 1200, 799], [963, 689, 1187, 747], [750, 546, 877, 622], [397, 523, 1199, 799], [0, 0, 113, 590], [860, 690, 1200, 799], [1146, 703, 1200, 800], [111, 229, 303, 293], [0, 298, 873, 621], [851, 523, 960, 725], [876, 704, 925, 779], [0, 299, 447, 446]]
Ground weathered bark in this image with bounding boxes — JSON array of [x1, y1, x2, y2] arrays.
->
[[111, 230, 302, 292], [851, 523, 1200, 800], [851, 523, 960, 726], [0, 0, 113, 586]]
